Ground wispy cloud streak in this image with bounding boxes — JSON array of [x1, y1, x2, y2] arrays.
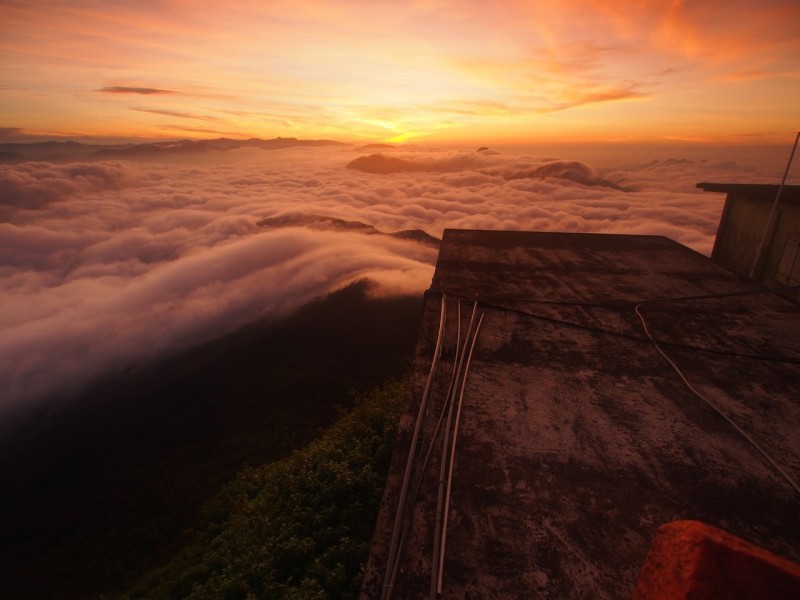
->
[[98, 86, 175, 95], [131, 107, 222, 121]]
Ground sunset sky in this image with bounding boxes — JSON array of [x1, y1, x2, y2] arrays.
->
[[2, 0, 799, 145]]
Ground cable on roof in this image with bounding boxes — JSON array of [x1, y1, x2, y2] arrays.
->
[[438, 286, 800, 495], [383, 295, 485, 599], [384, 285, 800, 595], [431, 300, 479, 600], [382, 291, 447, 600], [632, 284, 800, 306], [635, 301, 800, 497], [444, 283, 800, 309], [432, 288, 800, 365], [412, 301, 462, 506], [437, 310, 485, 596]]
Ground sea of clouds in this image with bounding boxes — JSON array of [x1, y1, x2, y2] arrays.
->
[[0, 144, 782, 414]]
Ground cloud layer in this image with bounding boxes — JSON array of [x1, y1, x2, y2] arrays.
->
[[0, 145, 782, 414]]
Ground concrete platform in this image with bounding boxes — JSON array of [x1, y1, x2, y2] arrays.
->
[[362, 230, 800, 599]]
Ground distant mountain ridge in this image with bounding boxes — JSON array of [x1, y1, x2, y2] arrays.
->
[[0, 137, 350, 163], [257, 212, 441, 246], [347, 153, 631, 190]]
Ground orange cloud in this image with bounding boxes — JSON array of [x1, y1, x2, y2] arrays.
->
[[545, 85, 651, 113], [99, 87, 175, 95], [130, 107, 222, 122], [0, 0, 798, 143], [417, 100, 520, 118]]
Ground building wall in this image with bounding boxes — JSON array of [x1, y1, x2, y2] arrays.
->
[[768, 205, 800, 286], [712, 193, 800, 293], [711, 193, 768, 277]]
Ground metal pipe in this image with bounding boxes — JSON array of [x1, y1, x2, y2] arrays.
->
[[382, 292, 447, 600], [391, 302, 461, 597], [412, 300, 462, 501], [430, 300, 478, 600], [437, 311, 485, 594]]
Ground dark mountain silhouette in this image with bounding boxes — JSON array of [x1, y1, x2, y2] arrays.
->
[[91, 137, 349, 159], [0, 151, 24, 163], [258, 213, 378, 234], [503, 159, 631, 191], [531, 160, 630, 190], [347, 153, 630, 190], [257, 212, 440, 246], [390, 228, 441, 246], [0, 282, 423, 600], [0, 137, 350, 162], [0, 140, 105, 162]]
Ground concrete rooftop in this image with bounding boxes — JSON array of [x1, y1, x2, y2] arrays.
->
[[362, 229, 800, 599]]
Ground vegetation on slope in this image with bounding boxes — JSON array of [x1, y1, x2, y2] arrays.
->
[[125, 380, 406, 600], [0, 283, 421, 599]]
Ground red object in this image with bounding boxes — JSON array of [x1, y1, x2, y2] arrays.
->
[[633, 520, 800, 599]]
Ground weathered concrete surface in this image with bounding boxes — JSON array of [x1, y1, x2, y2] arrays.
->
[[633, 520, 800, 599], [362, 230, 800, 599]]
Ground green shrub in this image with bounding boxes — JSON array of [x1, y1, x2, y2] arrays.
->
[[125, 380, 406, 600]]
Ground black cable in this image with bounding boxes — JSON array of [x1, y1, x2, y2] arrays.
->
[[433, 288, 800, 365]]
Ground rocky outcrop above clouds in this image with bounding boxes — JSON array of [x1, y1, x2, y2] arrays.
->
[[347, 152, 629, 189]]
